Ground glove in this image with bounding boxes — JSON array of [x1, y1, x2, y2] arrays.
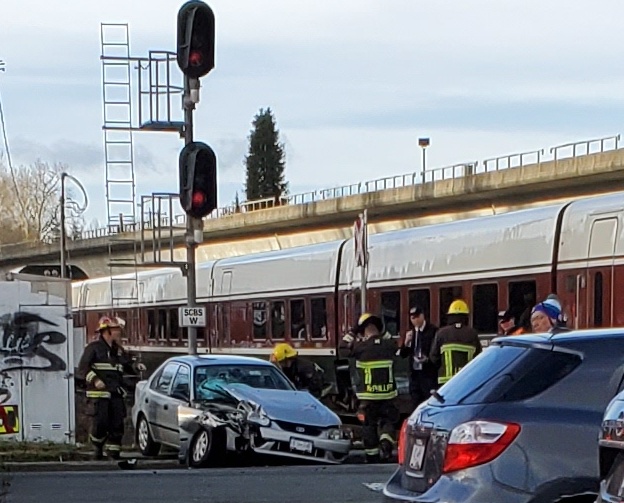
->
[[342, 334, 354, 344], [94, 378, 106, 390], [136, 363, 147, 372]]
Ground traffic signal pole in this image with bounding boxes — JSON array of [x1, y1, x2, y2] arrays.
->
[[184, 76, 199, 356]]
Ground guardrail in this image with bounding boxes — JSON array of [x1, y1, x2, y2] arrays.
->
[[2, 134, 620, 250]]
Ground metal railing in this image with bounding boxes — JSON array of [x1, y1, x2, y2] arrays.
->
[[1, 134, 620, 251]]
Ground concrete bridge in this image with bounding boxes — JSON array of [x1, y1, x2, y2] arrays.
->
[[1, 135, 623, 278]]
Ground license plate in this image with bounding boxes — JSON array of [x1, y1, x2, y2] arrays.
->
[[290, 438, 313, 453], [409, 438, 426, 471]]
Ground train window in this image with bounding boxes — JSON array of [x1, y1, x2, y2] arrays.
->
[[253, 302, 267, 339], [158, 309, 167, 340], [472, 283, 499, 333], [147, 310, 156, 340], [439, 286, 463, 327], [311, 298, 327, 339], [594, 272, 603, 327], [271, 301, 286, 339], [381, 291, 401, 336], [408, 289, 431, 320], [508, 281, 536, 331], [290, 299, 306, 339], [197, 325, 206, 340], [169, 309, 179, 339]]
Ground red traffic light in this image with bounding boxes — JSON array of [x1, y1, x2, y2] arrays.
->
[[179, 141, 217, 219], [192, 190, 206, 207], [177, 1, 215, 79]]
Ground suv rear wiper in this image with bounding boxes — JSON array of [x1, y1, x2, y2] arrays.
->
[[430, 390, 445, 403]]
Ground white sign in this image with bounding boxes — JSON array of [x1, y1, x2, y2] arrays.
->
[[178, 307, 207, 327]]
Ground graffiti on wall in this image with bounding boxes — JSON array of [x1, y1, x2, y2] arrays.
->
[[0, 405, 19, 434], [0, 312, 67, 373]]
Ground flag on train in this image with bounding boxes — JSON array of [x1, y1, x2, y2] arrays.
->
[[354, 212, 367, 267]]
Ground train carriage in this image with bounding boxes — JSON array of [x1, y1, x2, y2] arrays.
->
[[71, 191, 624, 412]]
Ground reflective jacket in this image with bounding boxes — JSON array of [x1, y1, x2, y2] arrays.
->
[[340, 334, 397, 401], [76, 337, 137, 399], [429, 324, 481, 385]]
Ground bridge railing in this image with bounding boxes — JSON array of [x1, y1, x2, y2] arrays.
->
[[56, 133, 624, 242]]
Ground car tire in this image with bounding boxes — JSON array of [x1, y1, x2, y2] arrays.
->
[[136, 414, 161, 457], [188, 427, 226, 468]]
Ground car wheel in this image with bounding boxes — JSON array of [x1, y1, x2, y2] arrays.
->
[[136, 414, 161, 457], [189, 427, 226, 468]]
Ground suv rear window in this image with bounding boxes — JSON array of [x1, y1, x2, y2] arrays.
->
[[431, 344, 581, 406]]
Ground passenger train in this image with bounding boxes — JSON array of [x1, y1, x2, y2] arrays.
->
[[71, 191, 624, 392]]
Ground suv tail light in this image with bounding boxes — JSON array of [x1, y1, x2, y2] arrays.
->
[[397, 419, 409, 465], [442, 420, 520, 473]]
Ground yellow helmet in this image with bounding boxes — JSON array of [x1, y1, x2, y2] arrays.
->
[[447, 300, 469, 315], [271, 343, 298, 363], [355, 312, 384, 334]]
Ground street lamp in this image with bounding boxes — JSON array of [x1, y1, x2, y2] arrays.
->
[[60, 172, 88, 279], [418, 137, 430, 183]]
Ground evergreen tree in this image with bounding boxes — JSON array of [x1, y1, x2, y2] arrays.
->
[[244, 108, 288, 201]]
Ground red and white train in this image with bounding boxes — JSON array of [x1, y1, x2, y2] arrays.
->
[[71, 190, 624, 373]]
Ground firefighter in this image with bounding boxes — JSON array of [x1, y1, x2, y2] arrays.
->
[[429, 300, 482, 385], [76, 316, 145, 460], [340, 313, 399, 463], [270, 343, 328, 398]]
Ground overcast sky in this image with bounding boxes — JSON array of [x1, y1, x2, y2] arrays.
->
[[1, 0, 623, 227]]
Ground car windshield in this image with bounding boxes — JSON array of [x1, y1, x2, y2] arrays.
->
[[194, 364, 294, 400]]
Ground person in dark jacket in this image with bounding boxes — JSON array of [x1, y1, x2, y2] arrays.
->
[[399, 306, 439, 411], [270, 343, 327, 398], [340, 313, 399, 463], [76, 316, 145, 460], [430, 300, 482, 385], [498, 309, 525, 336]]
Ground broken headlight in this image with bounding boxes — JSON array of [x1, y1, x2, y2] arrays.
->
[[248, 408, 271, 427]]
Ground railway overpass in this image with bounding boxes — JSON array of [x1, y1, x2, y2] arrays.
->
[[1, 135, 624, 279]]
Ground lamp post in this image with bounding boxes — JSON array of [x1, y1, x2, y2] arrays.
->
[[60, 172, 88, 279], [418, 137, 430, 183]]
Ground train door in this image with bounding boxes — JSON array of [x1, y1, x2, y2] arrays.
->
[[217, 271, 232, 347], [586, 218, 617, 328]]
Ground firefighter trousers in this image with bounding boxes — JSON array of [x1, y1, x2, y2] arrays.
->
[[360, 399, 400, 461], [88, 396, 126, 454]]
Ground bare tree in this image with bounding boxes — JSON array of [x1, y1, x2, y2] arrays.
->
[[0, 159, 78, 245]]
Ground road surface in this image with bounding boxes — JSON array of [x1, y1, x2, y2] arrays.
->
[[5, 464, 396, 503]]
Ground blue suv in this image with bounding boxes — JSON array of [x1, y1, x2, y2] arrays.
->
[[383, 329, 624, 503]]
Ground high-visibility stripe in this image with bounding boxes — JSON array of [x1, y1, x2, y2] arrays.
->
[[365, 448, 380, 456], [439, 343, 477, 384], [86, 390, 111, 398], [90, 434, 106, 444], [356, 390, 398, 400], [86, 371, 97, 382], [356, 360, 394, 369], [380, 433, 396, 445], [106, 444, 121, 451], [92, 363, 123, 372]]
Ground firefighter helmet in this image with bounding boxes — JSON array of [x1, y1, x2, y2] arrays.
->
[[271, 343, 298, 363], [447, 300, 470, 315], [96, 315, 123, 333], [355, 312, 384, 334]]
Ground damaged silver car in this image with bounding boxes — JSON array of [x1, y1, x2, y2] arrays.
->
[[132, 355, 352, 467]]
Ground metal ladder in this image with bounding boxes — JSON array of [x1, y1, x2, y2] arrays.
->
[[100, 23, 141, 341]]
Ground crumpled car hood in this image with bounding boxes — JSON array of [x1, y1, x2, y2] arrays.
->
[[223, 384, 340, 427]]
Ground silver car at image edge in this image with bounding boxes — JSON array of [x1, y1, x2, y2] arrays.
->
[[131, 354, 352, 467]]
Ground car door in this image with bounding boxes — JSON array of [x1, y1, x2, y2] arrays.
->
[[145, 362, 179, 446], [162, 364, 192, 447]]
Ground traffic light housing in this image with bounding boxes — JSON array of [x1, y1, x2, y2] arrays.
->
[[179, 141, 217, 219], [177, 0, 215, 79]]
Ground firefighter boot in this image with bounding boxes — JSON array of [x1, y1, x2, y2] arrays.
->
[[379, 439, 394, 462], [93, 443, 104, 461]]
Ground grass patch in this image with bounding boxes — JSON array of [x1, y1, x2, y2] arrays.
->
[[0, 441, 91, 462]]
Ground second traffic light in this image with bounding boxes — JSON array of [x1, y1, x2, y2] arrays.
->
[[177, 0, 215, 79], [179, 141, 217, 219]]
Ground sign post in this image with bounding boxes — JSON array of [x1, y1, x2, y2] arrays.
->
[[354, 209, 368, 314]]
